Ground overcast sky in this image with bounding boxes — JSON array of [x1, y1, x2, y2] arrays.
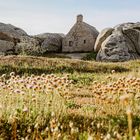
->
[[0, 0, 140, 35]]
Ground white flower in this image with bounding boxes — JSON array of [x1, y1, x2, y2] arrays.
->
[[23, 106, 28, 113], [10, 72, 15, 76], [87, 135, 93, 140]]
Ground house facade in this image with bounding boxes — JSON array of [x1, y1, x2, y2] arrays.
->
[[62, 15, 99, 52]]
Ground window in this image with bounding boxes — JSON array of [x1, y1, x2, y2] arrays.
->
[[69, 41, 73, 47], [84, 40, 86, 44]]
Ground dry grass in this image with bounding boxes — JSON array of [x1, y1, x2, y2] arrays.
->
[[0, 55, 140, 139]]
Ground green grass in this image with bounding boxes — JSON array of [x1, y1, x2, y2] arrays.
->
[[0, 55, 137, 75]]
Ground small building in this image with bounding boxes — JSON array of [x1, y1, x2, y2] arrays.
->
[[62, 15, 99, 52]]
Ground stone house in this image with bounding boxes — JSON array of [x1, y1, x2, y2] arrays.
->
[[62, 15, 99, 52]]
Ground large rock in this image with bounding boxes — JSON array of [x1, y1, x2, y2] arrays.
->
[[0, 23, 26, 55], [0, 40, 15, 55], [35, 33, 64, 53], [123, 28, 140, 55], [0, 22, 64, 55], [0, 23, 27, 38], [94, 28, 114, 52], [15, 36, 40, 55], [96, 22, 140, 62], [0, 22, 41, 55]]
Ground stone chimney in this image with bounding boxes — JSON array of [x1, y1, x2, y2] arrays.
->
[[77, 14, 83, 23]]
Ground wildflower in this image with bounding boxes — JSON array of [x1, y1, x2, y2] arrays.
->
[[111, 70, 115, 73], [41, 73, 45, 78], [45, 127, 49, 132], [27, 127, 32, 133], [1, 74, 6, 78], [23, 106, 28, 113], [32, 94, 36, 97], [21, 91, 25, 95], [119, 94, 132, 103], [51, 128, 54, 132], [32, 98, 36, 102], [57, 133, 61, 138], [14, 89, 22, 94], [106, 76, 111, 80], [9, 92, 12, 95], [87, 135, 93, 140], [51, 112, 55, 117], [71, 127, 79, 134], [97, 123, 100, 129], [116, 133, 122, 139], [60, 125, 63, 129], [27, 84, 33, 89], [10, 72, 15, 76], [31, 74, 35, 78], [69, 121, 73, 128], [16, 75, 20, 79], [104, 133, 111, 140], [54, 126, 59, 132]]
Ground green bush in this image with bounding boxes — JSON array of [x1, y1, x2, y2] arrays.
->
[[82, 52, 97, 60]]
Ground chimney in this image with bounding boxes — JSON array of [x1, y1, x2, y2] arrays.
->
[[77, 14, 83, 23]]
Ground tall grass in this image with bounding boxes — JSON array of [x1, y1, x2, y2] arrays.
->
[[0, 56, 140, 139]]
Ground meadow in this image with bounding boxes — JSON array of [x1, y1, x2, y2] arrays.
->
[[0, 55, 140, 140]]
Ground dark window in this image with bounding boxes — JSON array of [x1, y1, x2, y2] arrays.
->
[[69, 41, 73, 47], [84, 40, 86, 44]]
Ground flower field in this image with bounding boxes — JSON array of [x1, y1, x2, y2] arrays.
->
[[0, 56, 140, 139]]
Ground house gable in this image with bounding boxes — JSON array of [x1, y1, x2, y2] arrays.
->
[[62, 15, 99, 52]]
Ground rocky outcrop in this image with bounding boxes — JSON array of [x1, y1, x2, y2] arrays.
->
[[15, 36, 40, 55], [0, 23, 27, 38], [0, 23, 25, 54], [96, 22, 140, 62], [0, 40, 15, 55], [0, 22, 64, 55], [94, 28, 114, 52], [0, 22, 41, 55], [0, 23, 24, 55], [35, 33, 64, 53]]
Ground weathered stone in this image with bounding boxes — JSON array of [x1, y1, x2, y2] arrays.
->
[[114, 22, 140, 31], [15, 36, 40, 55], [0, 40, 15, 54], [96, 22, 140, 62], [0, 23, 27, 39], [0, 22, 29, 55], [94, 28, 114, 52], [0, 22, 42, 55], [62, 15, 99, 52], [35, 33, 64, 53], [123, 28, 140, 55]]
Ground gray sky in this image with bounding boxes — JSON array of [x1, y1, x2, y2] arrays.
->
[[0, 0, 140, 35]]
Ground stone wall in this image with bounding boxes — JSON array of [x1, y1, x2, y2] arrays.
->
[[62, 25, 97, 52]]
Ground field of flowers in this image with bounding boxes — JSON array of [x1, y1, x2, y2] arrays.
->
[[0, 56, 140, 139]]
